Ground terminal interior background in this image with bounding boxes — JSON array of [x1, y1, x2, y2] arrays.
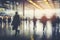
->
[[0, 0, 60, 39]]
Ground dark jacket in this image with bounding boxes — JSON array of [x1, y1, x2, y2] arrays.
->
[[56, 16, 60, 24], [12, 14, 21, 30], [50, 15, 57, 27]]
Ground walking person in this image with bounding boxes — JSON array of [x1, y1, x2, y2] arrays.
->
[[55, 16, 60, 40], [40, 15, 48, 32], [50, 14, 57, 40], [11, 12, 21, 36], [0, 17, 2, 28], [33, 16, 37, 40], [33, 16, 37, 30], [0, 17, 3, 36], [40, 15, 48, 40]]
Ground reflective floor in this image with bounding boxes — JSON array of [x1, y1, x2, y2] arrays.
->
[[0, 20, 60, 40]]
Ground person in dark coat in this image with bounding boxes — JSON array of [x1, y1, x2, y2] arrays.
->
[[50, 14, 57, 40], [56, 16, 60, 40], [51, 14, 57, 28], [12, 12, 21, 36]]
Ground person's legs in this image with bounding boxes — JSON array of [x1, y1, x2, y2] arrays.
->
[[52, 24, 56, 40], [33, 23, 36, 30], [15, 29, 17, 36], [42, 23, 46, 40], [43, 24, 46, 31], [15, 27, 20, 36], [17, 29, 20, 34], [56, 23, 59, 40], [33, 23, 36, 40]]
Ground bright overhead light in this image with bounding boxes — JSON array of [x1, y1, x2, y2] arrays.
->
[[28, 0, 44, 10], [43, 0, 54, 9], [28, 0, 55, 9], [36, 0, 43, 2]]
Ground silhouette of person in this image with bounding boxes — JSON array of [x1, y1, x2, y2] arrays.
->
[[40, 15, 47, 31], [3, 17, 7, 29], [8, 17, 11, 24], [8, 17, 11, 31], [56, 16, 60, 40], [40, 15, 48, 40], [28, 17, 30, 24], [3, 16, 7, 35], [56, 16, 60, 30], [0, 17, 3, 36], [51, 14, 57, 28], [28, 17, 31, 32], [0, 17, 2, 25], [33, 16, 37, 40], [25, 17, 28, 25], [33, 16, 37, 30], [11, 12, 21, 36], [50, 14, 57, 40]]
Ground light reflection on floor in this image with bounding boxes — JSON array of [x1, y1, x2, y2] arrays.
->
[[0, 20, 53, 39]]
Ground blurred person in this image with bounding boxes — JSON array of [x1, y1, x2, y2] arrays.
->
[[25, 17, 28, 24], [40, 15, 48, 40], [3, 17, 6, 27], [0, 17, 3, 36], [28, 17, 31, 24], [3, 16, 7, 36], [25, 17, 28, 28], [40, 15, 48, 31], [28, 17, 31, 33], [56, 16, 60, 40], [25, 17, 28, 32], [50, 14, 57, 40], [11, 12, 21, 36], [0, 17, 2, 26], [8, 17, 11, 25], [33, 16, 37, 30], [3, 17, 7, 29], [33, 16, 37, 40], [8, 17, 11, 31]]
